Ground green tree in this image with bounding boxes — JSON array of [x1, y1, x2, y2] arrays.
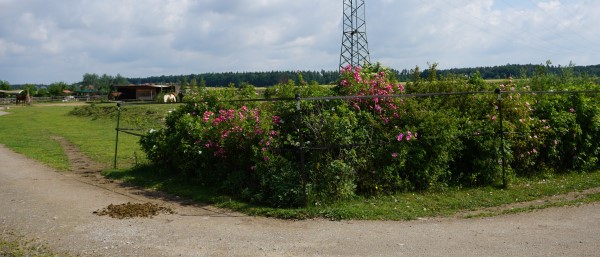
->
[[188, 78, 197, 93], [97, 74, 112, 94], [113, 74, 129, 85], [179, 77, 188, 94], [410, 65, 421, 83], [35, 87, 49, 97], [48, 82, 68, 96], [67, 83, 78, 92], [0, 80, 10, 90], [427, 62, 438, 82], [82, 73, 100, 87], [82, 73, 100, 94], [22, 84, 37, 96], [296, 72, 306, 86], [199, 77, 207, 88], [468, 70, 485, 87]]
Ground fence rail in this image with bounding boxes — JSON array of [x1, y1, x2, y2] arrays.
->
[[0, 95, 106, 105], [113, 88, 600, 206]]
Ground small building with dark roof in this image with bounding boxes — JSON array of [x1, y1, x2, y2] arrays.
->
[[112, 84, 178, 100]]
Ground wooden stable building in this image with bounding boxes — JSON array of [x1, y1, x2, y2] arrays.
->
[[111, 84, 179, 101]]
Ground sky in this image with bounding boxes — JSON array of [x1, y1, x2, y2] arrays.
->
[[1, 0, 600, 84]]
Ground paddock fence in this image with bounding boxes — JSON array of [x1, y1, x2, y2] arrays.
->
[[112, 88, 600, 205]]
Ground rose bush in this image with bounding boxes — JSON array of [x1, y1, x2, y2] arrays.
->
[[140, 63, 600, 207]]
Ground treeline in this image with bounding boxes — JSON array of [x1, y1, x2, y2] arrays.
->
[[3, 73, 129, 97], [396, 63, 600, 81], [127, 63, 600, 88], [128, 70, 341, 87], [5, 63, 600, 94]]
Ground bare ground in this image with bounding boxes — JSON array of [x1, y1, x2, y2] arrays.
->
[[1, 140, 600, 256]]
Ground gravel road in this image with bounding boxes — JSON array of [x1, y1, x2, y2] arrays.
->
[[1, 144, 599, 256]]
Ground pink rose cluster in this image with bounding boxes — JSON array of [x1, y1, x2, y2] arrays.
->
[[339, 65, 405, 123], [196, 105, 281, 160]]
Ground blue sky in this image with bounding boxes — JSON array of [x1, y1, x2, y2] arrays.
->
[[1, 0, 599, 84]]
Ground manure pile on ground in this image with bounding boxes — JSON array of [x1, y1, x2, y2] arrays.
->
[[94, 202, 174, 219]]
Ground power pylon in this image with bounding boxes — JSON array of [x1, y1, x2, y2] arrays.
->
[[339, 0, 370, 70]]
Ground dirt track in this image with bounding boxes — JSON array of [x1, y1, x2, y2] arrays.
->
[[1, 144, 600, 256]]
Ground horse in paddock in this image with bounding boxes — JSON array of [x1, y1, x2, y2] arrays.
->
[[109, 91, 122, 101], [15, 93, 31, 105], [163, 93, 177, 103]]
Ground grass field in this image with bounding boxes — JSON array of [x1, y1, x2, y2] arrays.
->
[[1, 102, 600, 220], [0, 103, 176, 170]]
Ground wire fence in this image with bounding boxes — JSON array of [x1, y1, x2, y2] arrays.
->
[[113, 89, 600, 204]]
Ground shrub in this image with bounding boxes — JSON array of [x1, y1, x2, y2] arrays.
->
[[140, 63, 600, 207]]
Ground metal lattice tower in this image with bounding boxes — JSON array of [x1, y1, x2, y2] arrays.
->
[[339, 0, 370, 70]]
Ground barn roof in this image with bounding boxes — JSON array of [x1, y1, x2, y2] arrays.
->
[[0, 90, 24, 95], [113, 84, 173, 88]]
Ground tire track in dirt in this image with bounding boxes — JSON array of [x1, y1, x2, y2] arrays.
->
[[51, 135, 600, 219], [456, 187, 600, 218], [1, 143, 600, 256], [50, 136, 233, 218]]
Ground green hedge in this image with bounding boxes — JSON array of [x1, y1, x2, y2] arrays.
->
[[140, 64, 600, 207]]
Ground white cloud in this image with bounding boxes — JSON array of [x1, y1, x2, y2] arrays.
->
[[0, 0, 599, 84], [538, 0, 562, 12]]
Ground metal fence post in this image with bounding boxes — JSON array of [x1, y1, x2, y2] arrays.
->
[[113, 102, 121, 169], [296, 93, 307, 207], [495, 89, 507, 188]]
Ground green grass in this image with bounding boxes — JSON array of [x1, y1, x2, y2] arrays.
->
[[2, 103, 600, 220], [104, 165, 600, 220], [0, 240, 55, 257], [0, 232, 64, 257], [0, 103, 176, 170], [262, 172, 600, 220]]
